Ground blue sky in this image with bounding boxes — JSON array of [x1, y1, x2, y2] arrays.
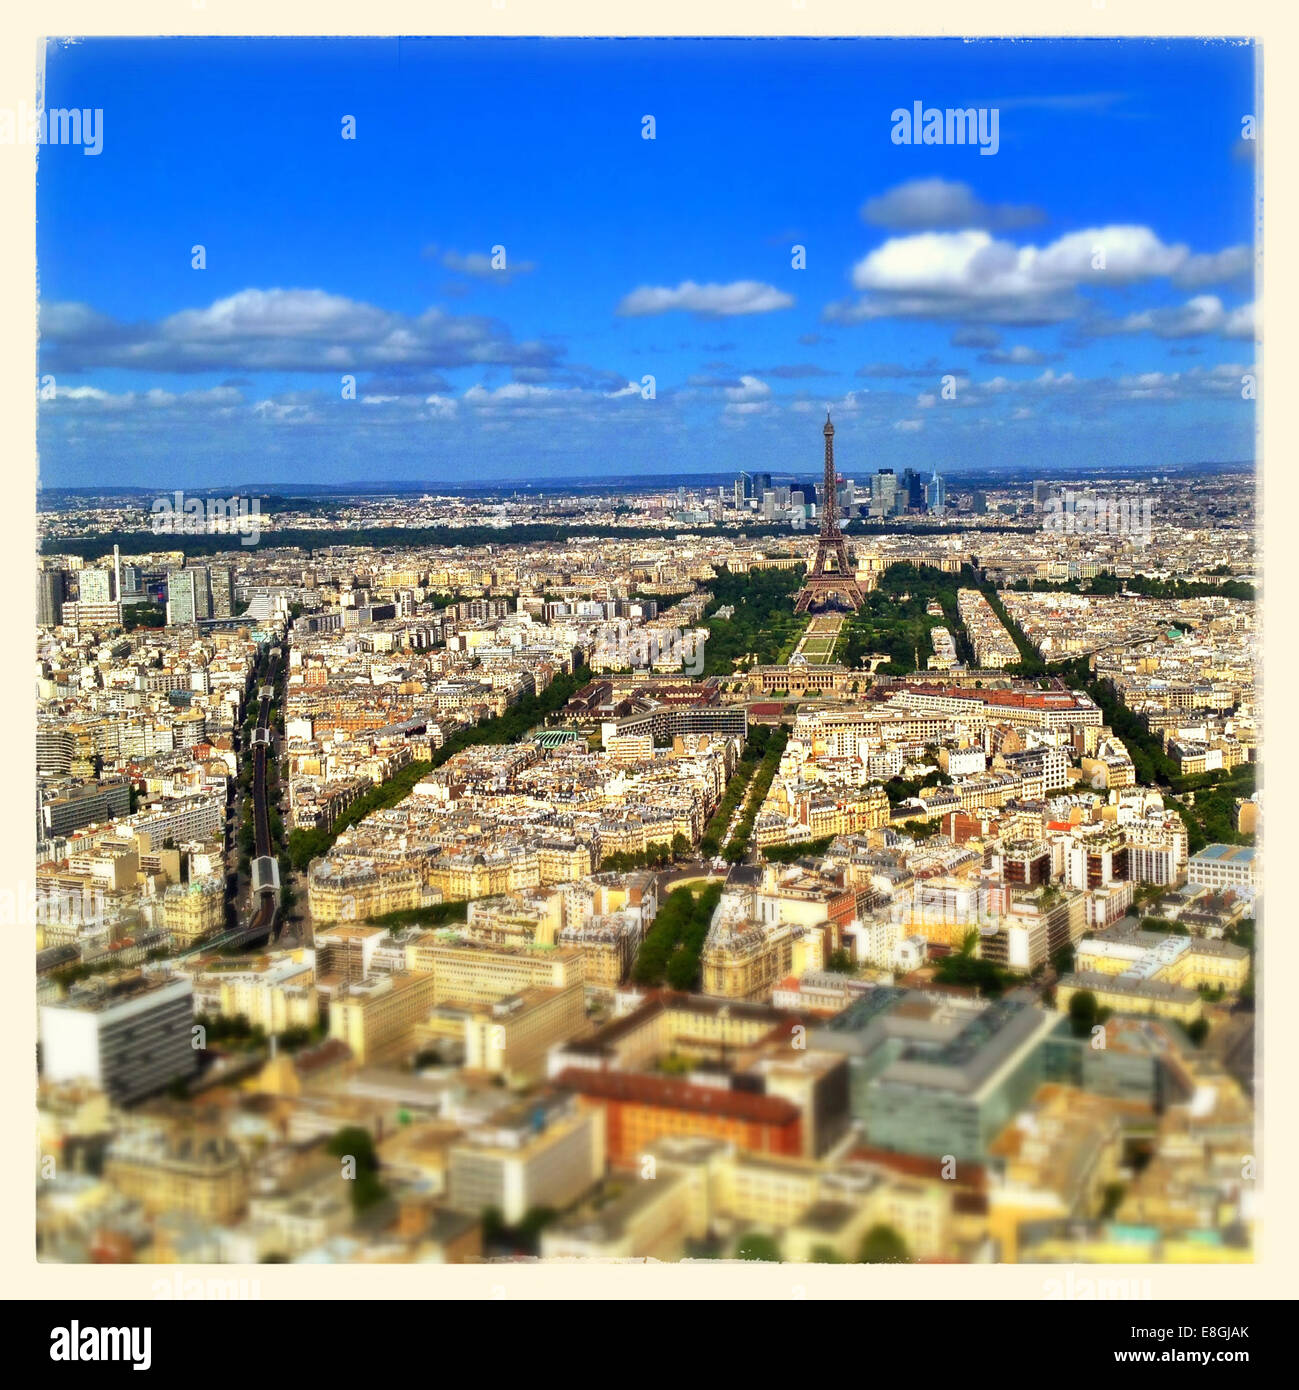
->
[[36, 37, 1258, 487]]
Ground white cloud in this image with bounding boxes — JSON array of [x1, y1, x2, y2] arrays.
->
[[41, 288, 563, 374], [861, 178, 1043, 231], [616, 280, 794, 318], [829, 226, 1250, 326], [980, 344, 1053, 365], [43, 384, 243, 411], [1089, 295, 1257, 341], [1173, 245, 1252, 288], [431, 247, 537, 282], [722, 375, 771, 403]]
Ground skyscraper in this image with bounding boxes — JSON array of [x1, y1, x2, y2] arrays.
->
[[901, 468, 927, 511], [870, 469, 898, 518], [37, 568, 66, 626], [928, 471, 947, 516], [209, 565, 234, 618], [167, 567, 212, 626], [78, 567, 115, 605]]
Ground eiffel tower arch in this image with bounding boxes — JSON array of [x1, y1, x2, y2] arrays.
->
[[793, 413, 867, 613]]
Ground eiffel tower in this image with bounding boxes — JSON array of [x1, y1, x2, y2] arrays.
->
[[793, 412, 867, 613]]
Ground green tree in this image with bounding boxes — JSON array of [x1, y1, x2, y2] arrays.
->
[[858, 1225, 909, 1263], [825, 949, 855, 975], [326, 1126, 387, 1214], [1068, 989, 1099, 1040], [736, 1232, 782, 1262]]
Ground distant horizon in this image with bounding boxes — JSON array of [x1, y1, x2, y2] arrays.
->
[[38, 455, 1257, 503]]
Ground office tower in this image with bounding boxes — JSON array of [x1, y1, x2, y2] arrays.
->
[[755, 472, 772, 500], [761, 492, 776, 520], [733, 478, 744, 508], [928, 471, 947, 516], [37, 568, 66, 626], [167, 567, 211, 626], [79, 567, 115, 605], [972, 490, 988, 514], [870, 468, 898, 517], [194, 566, 213, 620], [166, 571, 195, 626], [39, 974, 198, 1105], [113, 545, 122, 606], [899, 467, 926, 510], [208, 565, 234, 618]]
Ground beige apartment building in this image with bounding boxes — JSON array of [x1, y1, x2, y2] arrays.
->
[[407, 934, 585, 1007], [328, 972, 440, 1062], [162, 874, 226, 948], [462, 981, 588, 1087]]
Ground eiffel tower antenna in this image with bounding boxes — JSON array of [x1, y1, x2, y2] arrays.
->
[[793, 412, 867, 614]]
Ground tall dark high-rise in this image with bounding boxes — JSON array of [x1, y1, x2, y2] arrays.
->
[[37, 567, 66, 626], [793, 414, 867, 613]]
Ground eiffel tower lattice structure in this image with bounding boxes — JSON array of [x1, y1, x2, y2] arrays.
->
[[793, 412, 868, 613]]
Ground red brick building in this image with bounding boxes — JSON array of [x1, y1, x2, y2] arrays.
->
[[555, 1068, 802, 1163]]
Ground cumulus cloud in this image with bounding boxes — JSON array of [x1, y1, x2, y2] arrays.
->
[[861, 178, 1044, 231], [1112, 361, 1256, 401], [1172, 245, 1252, 288], [459, 379, 647, 420], [949, 361, 1256, 409], [978, 345, 1058, 366], [616, 280, 794, 318], [826, 227, 1252, 327], [722, 375, 771, 403], [42, 384, 244, 412], [1085, 295, 1257, 341], [39, 288, 563, 374]]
